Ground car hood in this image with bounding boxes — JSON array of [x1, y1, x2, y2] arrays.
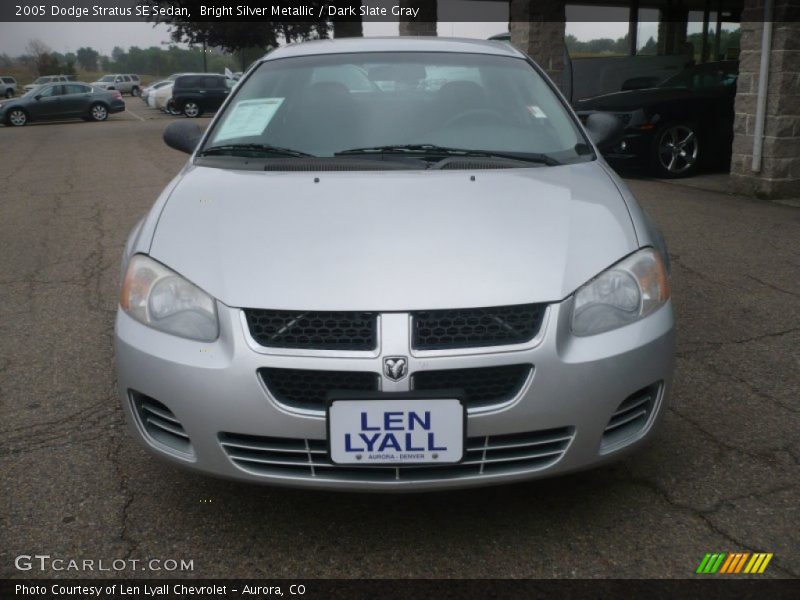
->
[[148, 161, 638, 311], [576, 87, 694, 111]]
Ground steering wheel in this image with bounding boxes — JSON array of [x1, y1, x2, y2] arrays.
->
[[442, 108, 508, 129]]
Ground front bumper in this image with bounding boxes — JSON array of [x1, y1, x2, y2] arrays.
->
[[601, 130, 654, 169], [115, 297, 675, 491]]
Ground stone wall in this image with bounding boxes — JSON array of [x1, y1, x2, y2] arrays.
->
[[730, 0, 800, 198], [398, 0, 437, 36], [509, 0, 566, 84]]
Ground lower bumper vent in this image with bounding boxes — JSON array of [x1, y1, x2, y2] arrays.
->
[[131, 391, 193, 456], [601, 383, 661, 450], [219, 427, 574, 482]]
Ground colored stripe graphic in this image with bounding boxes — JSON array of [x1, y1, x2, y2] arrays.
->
[[700, 552, 774, 575], [698, 553, 727, 574], [720, 553, 737, 573], [696, 554, 713, 574], [734, 553, 750, 573]]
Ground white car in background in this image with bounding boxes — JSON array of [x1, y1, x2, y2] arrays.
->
[[142, 80, 171, 103], [149, 82, 174, 111]]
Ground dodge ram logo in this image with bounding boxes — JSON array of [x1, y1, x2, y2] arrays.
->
[[383, 357, 408, 381]]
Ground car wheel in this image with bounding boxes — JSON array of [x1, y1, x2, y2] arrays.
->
[[183, 102, 201, 118], [131, 86, 140, 97], [651, 123, 701, 178], [89, 103, 108, 122], [4, 89, 13, 99], [7, 108, 27, 126]]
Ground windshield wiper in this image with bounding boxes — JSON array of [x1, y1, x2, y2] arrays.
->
[[335, 144, 560, 166], [198, 143, 313, 158]]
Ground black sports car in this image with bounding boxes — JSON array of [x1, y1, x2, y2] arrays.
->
[[576, 61, 738, 178]]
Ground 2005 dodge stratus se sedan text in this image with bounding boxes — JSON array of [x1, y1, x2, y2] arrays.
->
[[115, 38, 675, 491]]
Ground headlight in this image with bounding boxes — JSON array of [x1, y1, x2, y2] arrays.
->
[[572, 247, 669, 336], [120, 254, 219, 341]]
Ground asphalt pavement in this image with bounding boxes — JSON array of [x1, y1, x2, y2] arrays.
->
[[0, 107, 798, 579]]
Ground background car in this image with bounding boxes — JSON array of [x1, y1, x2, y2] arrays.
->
[[171, 73, 232, 117], [149, 82, 175, 111], [22, 75, 70, 94], [0, 82, 125, 126], [0, 76, 17, 98], [141, 80, 171, 103], [90, 74, 141, 96], [576, 61, 739, 178]]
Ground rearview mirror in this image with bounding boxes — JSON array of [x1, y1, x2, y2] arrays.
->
[[584, 113, 625, 150], [163, 120, 203, 154]]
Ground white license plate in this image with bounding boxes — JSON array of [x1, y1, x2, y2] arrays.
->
[[328, 399, 465, 465]]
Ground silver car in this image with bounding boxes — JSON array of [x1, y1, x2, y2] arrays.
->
[[116, 38, 674, 491]]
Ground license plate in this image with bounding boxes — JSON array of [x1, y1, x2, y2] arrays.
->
[[328, 399, 465, 465]]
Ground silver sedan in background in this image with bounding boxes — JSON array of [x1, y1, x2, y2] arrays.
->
[[115, 37, 674, 491]]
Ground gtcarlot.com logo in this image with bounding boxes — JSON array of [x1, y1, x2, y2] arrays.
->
[[15, 555, 194, 572], [696, 552, 773, 574]]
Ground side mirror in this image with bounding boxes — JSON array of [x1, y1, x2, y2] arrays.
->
[[164, 120, 203, 154], [34, 94, 42, 101], [584, 113, 625, 150]]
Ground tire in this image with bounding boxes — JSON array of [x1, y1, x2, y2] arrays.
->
[[650, 122, 701, 178], [7, 108, 27, 126], [131, 86, 140, 97], [89, 103, 108, 122], [183, 101, 201, 118], [4, 89, 13, 99]]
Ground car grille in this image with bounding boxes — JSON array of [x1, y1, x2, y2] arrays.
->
[[411, 304, 546, 350], [130, 392, 193, 456], [259, 365, 532, 411], [244, 309, 378, 350], [412, 364, 532, 408], [219, 427, 574, 482], [601, 383, 661, 449], [259, 368, 379, 411]]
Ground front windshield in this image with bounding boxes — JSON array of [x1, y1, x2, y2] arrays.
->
[[99, 75, 115, 82], [33, 77, 49, 84], [203, 52, 589, 163]]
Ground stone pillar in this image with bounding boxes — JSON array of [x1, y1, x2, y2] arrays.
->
[[509, 0, 566, 83], [398, 0, 437, 36], [730, 0, 800, 199], [333, 0, 363, 38]]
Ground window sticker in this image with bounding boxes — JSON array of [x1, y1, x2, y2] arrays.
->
[[213, 98, 285, 141], [527, 105, 547, 119]]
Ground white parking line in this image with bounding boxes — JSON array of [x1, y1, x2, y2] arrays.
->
[[126, 108, 145, 122]]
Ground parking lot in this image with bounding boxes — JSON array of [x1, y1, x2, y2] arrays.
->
[[0, 107, 798, 578]]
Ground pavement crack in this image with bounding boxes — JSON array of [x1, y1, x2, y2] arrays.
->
[[108, 405, 139, 562], [746, 274, 800, 299], [620, 471, 799, 578]]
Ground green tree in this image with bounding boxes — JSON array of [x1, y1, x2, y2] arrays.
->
[[37, 53, 62, 76], [142, 0, 332, 69], [76, 47, 99, 71]]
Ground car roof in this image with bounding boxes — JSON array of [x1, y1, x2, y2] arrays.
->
[[264, 36, 526, 61]]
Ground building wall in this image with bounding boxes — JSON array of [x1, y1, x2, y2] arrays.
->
[[730, 0, 800, 198], [509, 0, 566, 83]]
